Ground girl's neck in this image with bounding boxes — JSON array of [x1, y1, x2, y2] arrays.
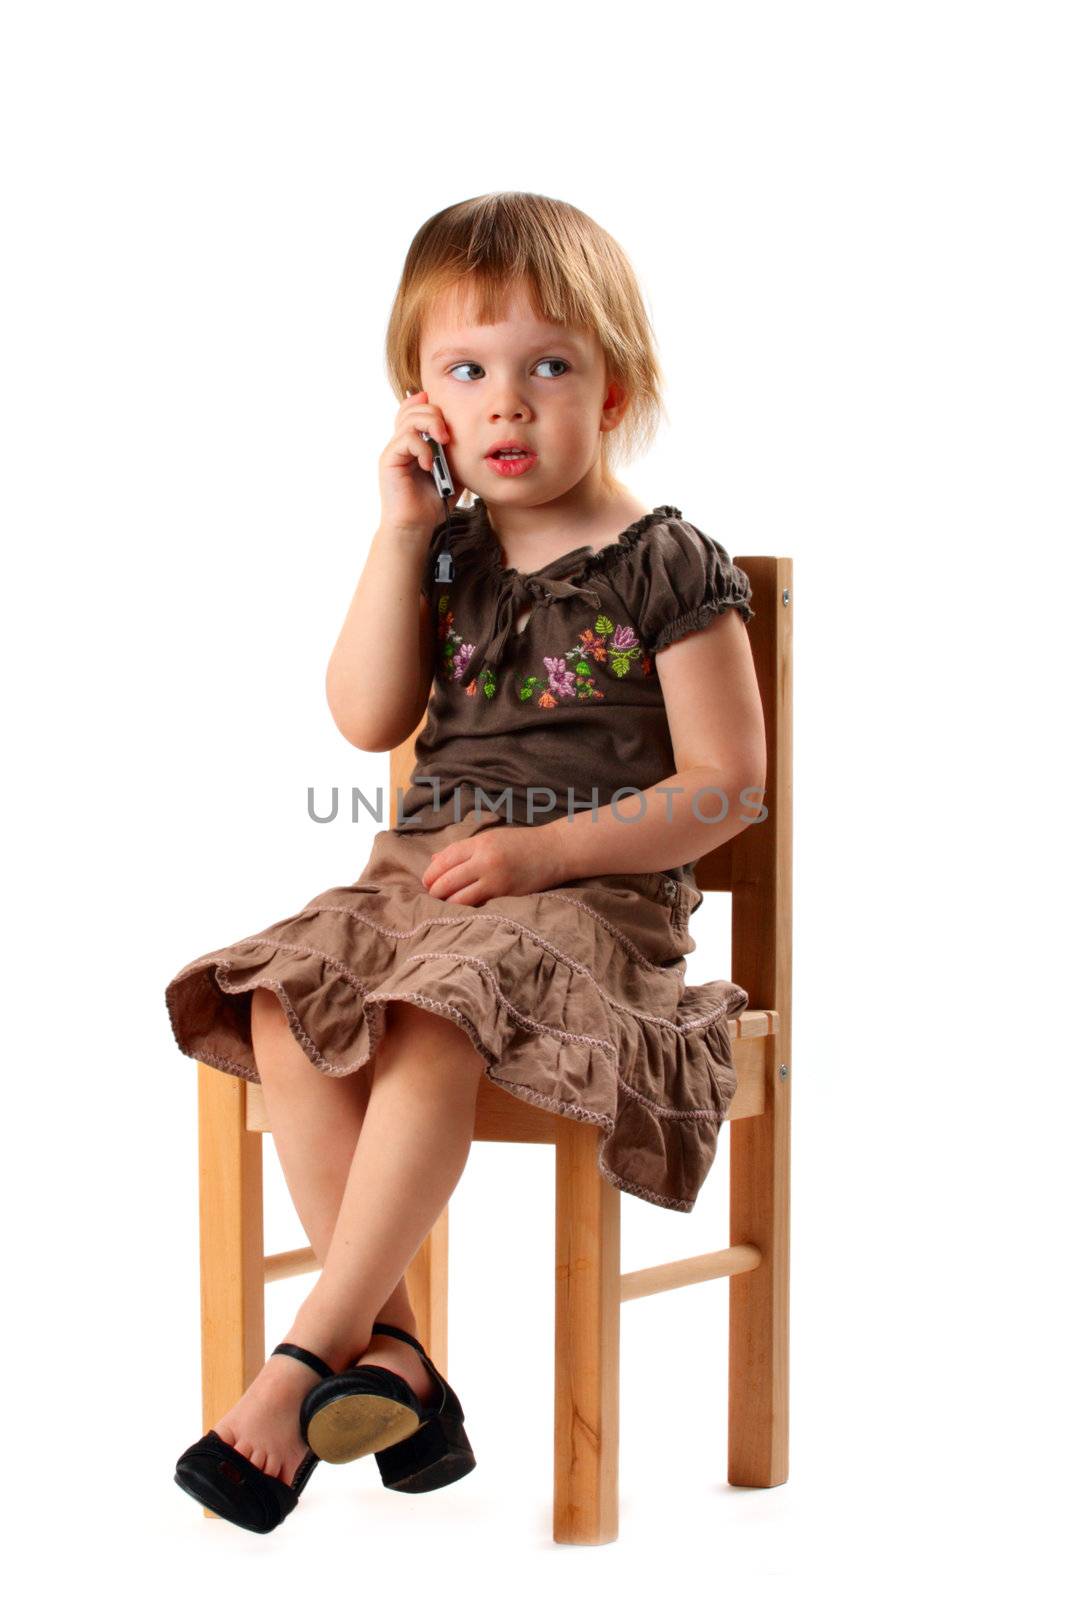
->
[[477, 489, 651, 569]]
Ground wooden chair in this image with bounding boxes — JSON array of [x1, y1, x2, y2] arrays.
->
[[194, 552, 791, 1543]]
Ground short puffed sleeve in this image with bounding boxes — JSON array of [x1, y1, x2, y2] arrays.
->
[[618, 513, 755, 654]]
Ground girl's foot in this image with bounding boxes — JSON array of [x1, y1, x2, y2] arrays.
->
[[211, 1327, 437, 1487], [212, 1348, 338, 1489], [354, 1327, 439, 1407]]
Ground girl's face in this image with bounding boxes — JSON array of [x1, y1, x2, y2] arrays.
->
[[417, 279, 626, 509]]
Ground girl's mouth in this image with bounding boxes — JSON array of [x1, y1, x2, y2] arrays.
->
[[485, 451, 538, 477]]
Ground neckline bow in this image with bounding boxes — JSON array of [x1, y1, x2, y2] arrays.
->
[[475, 555, 603, 676]]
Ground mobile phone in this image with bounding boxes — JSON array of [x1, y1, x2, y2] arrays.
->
[[405, 388, 456, 582]]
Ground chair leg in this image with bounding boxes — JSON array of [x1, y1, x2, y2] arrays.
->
[[553, 1119, 621, 1545], [728, 1044, 790, 1486], [196, 1063, 265, 1518], [406, 1205, 450, 1368]]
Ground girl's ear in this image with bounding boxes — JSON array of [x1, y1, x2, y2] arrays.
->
[[602, 379, 630, 431]]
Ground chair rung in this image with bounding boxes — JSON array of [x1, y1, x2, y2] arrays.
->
[[264, 1246, 318, 1284], [266, 1241, 762, 1299], [620, 1243, 761, 1302]]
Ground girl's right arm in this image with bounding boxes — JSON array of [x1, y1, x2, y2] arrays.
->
[[326, 391, 463, 752]]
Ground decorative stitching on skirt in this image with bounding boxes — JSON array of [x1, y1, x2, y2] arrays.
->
[[400, 958, 734, 1114], [172, 890, 669, 982], [254, 913, 730, 1035], [318, 890, 670, 973], [394, 946, 729, 1042], [185, 927, 732, 1112], [520, 889, 669, 968], [306, 902, 709, 1017]]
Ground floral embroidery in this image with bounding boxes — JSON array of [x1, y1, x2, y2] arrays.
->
[[517, 613, 652, 708], [436, 594, 496, 697], [466, 665, 497, 699], [436, 596, 652, 709]]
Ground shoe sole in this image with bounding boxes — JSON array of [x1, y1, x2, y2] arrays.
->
[[305, 1392, 423, 1464]]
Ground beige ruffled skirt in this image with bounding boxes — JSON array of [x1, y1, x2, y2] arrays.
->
[[164, 810, 747, 1212]]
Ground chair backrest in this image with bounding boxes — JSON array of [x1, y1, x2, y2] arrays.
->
[[694, 554, 792, 1027], [391, 551, 792, 1026]]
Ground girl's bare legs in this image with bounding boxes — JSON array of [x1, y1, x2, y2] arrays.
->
[[250, 987, 421, 1325], [211, 989, 485, 1487]]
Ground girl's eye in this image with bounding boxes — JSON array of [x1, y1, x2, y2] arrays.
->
[[448, 358, 571, 382]]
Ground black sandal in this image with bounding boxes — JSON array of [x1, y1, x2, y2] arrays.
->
[[299, 1320, 476, 1493], [174, 1342, 336, 1533]]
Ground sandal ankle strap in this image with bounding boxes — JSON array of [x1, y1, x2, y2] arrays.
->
[[370, 1321, 446, 1402], [371, 1321, 424, 1354], [272, 1341, 335, 1380]]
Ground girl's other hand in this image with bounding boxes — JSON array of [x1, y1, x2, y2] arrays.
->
[[421, 824, 565, 904], [379, 390, 466, 538]]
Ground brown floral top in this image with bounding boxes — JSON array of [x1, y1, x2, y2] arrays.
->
[[396, 499, 755, 861]]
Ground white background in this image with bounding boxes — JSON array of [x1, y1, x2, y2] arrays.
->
[[3, 1, 1064, 1591]]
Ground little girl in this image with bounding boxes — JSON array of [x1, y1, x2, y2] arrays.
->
[[168, 190, 766, 1533]]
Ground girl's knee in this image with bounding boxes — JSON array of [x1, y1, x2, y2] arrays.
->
[[251, 985, 286, 1033], [250, 986, 300, 1072], [382, 999, 483, 1071]]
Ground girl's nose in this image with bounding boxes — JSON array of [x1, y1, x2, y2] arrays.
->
[[488, 399, 533, 421]]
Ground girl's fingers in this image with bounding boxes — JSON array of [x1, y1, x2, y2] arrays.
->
[[399, 389, 450, 444], [409, 427, 433, 472], [444, 884, 483, 905], [385, 422, 440, 472], [409, 413, 450, 446], [382, 430, 430, 473], [426, 862, 478, 899], [422, 848, 451, 887], [441, 876, 481, 903]]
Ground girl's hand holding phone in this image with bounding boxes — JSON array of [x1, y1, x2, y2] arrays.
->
[[379, 389, 464, 538]]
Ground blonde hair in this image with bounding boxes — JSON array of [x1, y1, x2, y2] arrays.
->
[[384, 192, 667, 501]]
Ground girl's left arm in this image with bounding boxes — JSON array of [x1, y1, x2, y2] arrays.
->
[[543, 610, 767, 881]]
